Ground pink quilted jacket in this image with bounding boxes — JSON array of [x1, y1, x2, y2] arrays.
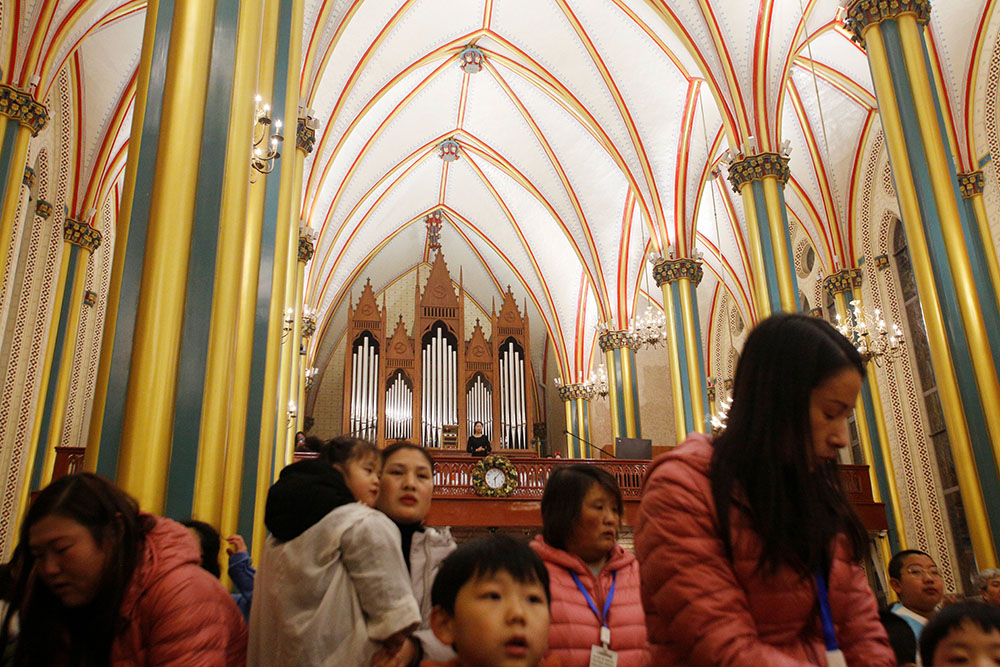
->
[[530, 535, 649, 667], [110, 516, 248, 666], [635, 434, 894, 666]]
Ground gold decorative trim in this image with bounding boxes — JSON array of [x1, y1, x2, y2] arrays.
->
[[653, 257, 704, 287], [63, 218, 102, 251], [35, 200, 52, 220], [296, 118, 315, 154], [823, 268, 863, 295], [844, 0, 931, 47], [297, 235, 315, 263], [726, 152, 790, 192], [302, 312, 316, 338], [957, 170, 985, 199], [0, 85, 49, 136], [557, 384, 591, 401], [598, 330, 641, 352]]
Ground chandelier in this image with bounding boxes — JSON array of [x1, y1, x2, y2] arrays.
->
[[835, 299, 905, 366], [251, 95, 283, 179], [710, 395, 733, 435], [629, 281, 668, 348], [553, 364, 609, 400]]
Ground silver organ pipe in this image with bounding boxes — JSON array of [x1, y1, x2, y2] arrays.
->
[[466, 374, 493, 440], [499, 341, 527, 449], [385, 371, 413, 440], [421, 326, 457, 447], [350, 335, 379, 442]]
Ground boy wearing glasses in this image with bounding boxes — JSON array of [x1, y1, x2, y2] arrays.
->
[[888, 550, 945, 648]]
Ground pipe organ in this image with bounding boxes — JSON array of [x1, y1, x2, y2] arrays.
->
[[342, 251, 534, 449]]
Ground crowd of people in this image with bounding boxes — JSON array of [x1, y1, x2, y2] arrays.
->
[[0, 313, 998, 666]]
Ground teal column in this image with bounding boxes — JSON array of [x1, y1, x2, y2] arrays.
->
[[559, 384, 592, 458], [598, 331, 641, 449], [824, 267, 905, 554]]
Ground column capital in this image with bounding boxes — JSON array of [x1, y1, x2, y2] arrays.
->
[[726, 152, 790, 193], [0, 84, 49, 136], [36, 199, 52, 219], [843, 0, 931, 47], [84, 290, 98, 307], [302, 312, 316, 338], [296, 117, 316, 154], [23, 165, 35, 189], [64, 218, 102, 251], [557, 384, 591, 401], [958, 170, 985, 199], [652, 257, 704, 287], [823, 267, 863, 295], [598, 330, 641, 352], [297, 234, 315, 263]]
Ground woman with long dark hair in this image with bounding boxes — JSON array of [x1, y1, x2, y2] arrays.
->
[[636, 313, 893, 665], [4, 473, 246, 665]]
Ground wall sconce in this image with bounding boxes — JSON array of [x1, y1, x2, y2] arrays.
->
[[287, 400, 297, 422], [251, 95, 283, 180]]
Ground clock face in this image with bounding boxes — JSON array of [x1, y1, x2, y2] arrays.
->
[[485, 467, 506, 489]]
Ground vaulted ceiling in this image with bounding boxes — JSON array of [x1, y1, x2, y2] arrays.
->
[[10, 0, 999, 386]]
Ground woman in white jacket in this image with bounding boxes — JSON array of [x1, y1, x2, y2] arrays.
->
[[249, 437, 420, 667], [376, 441, 458, 665]]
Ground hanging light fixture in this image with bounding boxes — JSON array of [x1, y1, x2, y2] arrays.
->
[[553, 363, 609, 400], [835, 300, 905, 366], [628, 222, 668, 348]]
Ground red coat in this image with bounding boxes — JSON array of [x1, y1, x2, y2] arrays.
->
[[530, 535, 649, 667], [635, 434, 894, 666], [111, 516, 248, 666]]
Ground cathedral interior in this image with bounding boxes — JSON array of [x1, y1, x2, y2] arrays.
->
[[3, 0, 1000, 596]]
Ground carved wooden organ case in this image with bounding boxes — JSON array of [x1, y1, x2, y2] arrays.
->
[[342, 251, 534, 449]]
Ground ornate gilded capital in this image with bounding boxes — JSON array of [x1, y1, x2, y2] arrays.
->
[[843, 0, 931, 47], [808, 306, 824, 318], [296, 118, 316, 154], [0, 85, 49, 136], [598, 330, 640, 352], [958, 170, 985, 199], [83, 290, 98, 307], [652, 257, 704, 287], [873, 254, 890, 270], [297, 235, 315, 263], [35, 199, 52, 219], [23, 166, 35, 189], [726, 152, 790, 193], [706, 377, 716, 403], [302, 312, 317, 338], [64, 218, 102, 251], [557, 384, 591, 401], [823, 268, 863, 295]]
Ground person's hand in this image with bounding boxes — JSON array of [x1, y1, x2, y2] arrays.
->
[[393, 637, 419, 667], [225, 534, 247, 556], [369, 633, 408, 667]]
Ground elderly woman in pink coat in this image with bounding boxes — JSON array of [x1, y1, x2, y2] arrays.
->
[[530, 464, 648, 667], [636, 313, 894, 666]]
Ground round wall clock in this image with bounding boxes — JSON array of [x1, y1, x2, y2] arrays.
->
[[472, 455, 518, 497]]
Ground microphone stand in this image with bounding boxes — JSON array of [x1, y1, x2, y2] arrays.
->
[[562, 429, 618, 459]]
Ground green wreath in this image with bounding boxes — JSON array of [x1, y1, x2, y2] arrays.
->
[[472, 455, 519, 497]]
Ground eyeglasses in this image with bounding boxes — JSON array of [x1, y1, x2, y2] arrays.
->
[[904, 566, 942, 579]]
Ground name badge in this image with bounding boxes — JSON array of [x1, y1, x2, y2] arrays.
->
[[589, 645, 618, 667]]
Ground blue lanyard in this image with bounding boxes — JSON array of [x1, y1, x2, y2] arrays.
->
[[569, 569, 616, 627], [814, 571, 839, 651]]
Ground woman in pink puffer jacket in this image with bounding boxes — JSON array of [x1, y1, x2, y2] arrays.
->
[[636, 314, 893, 666], [531, 464, 648, 667]]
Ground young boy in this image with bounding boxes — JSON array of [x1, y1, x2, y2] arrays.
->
[[918, 601, 1000, 666], [425, 535, 556, 667]]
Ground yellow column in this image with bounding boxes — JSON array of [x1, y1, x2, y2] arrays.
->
[[861, 15, 997, 565], [117, 0, 218, 513], [84, 0, 162, 471], [252, 0, 306, 553], [0, 85, 48, 281], [191, 0, 265, 525], [38, 222, 102, 486], [958, 170, 1000, 319]]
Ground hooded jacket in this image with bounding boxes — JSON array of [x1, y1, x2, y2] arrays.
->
[[404, 525, 457, 662], [111, 516, 247, 666], [530, 535, 649, 667], [249, 460, 420, 666], [635, 433, 894, 666]]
